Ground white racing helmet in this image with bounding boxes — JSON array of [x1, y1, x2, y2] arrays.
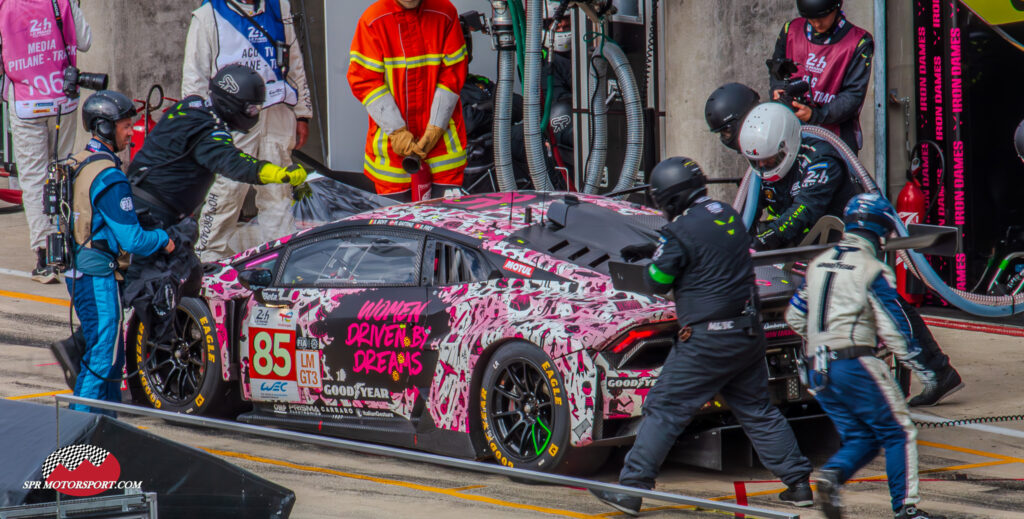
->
[[739, 102, 802, 182]]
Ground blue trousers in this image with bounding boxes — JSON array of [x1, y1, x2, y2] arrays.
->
[[68, 273, 123, 416], [812, 356, 920, 511]]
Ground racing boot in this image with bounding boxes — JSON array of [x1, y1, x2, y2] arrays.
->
[[778, 478, 813, 507], [909, 366, 963, 407], [50, 328, 85, 390], [590, 487, 642, 516], [894, 504, 945, 519], [815, 469, 843, 519]]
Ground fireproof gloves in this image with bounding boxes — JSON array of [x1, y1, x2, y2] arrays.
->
[[389, 126, 423, 158], [259, 163, 308, 186], [620, 243, 658, 262], [415, 124, 446, 159]]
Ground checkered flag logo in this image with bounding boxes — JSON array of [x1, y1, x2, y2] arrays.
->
[[42, 444, 112, 479]]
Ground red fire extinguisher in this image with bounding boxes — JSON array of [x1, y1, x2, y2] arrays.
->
[[130, 85, 177, 161], [402, 156, 433, 202], [896, 157, 927, 306]]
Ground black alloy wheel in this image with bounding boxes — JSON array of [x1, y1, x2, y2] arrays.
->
[[140, 305, 207, 405], [489, 359, 557, 462]]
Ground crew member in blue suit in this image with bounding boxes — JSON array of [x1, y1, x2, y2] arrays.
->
[[64, 91, 174, 415], [786, 193, 939, 519]]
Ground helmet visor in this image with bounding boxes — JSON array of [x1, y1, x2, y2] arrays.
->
[[748, 149, 787, 174]]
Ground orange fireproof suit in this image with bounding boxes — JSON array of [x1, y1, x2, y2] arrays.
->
[[348, 0, 468, 194]]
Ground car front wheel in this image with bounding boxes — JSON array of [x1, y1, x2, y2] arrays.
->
[[128, 297, 236, 416]]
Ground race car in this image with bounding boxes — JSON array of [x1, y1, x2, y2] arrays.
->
[[125, 192, 811, 474]]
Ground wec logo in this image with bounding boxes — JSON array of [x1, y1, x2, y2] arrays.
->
[[260, 381, 288, 392]]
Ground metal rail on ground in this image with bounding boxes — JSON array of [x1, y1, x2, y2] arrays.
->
[[54, 395, 799, 519]]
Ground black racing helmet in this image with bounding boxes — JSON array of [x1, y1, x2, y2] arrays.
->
[[797, 0, 841, 18], [1015, 118, 1024, 164], [208, 64, 266, 132], [705, 83, 760, 152], [648, 157, 708, 219], [82, 90, 137, 151]]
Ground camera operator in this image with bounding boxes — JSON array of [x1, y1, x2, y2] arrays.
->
[[769, 0, 872, 153], [57, 91, 173, 416], [0, 0, 92, 284]]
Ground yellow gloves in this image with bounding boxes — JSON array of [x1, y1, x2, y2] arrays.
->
[[388, 127, 422, 158], [415, 124, 445, 159], [259, 163, 308, 186]]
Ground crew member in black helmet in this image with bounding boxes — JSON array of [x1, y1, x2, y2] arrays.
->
[[705, 82, 760, 152], [590, 157, 813, 516], [123, 64, 307, 342], [128, 63, 307, 229]]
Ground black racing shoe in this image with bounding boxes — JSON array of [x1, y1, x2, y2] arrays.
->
[[590, 488, 642, 516], [31, 265, 59, 284], [909, 367, 964, 407], [895, 504, 945, 519], [815, 469, 843, 519], [778, 479, 814, 507], [50, 331, 84, 390]]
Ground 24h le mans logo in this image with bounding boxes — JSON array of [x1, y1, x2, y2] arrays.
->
[[37, 444, 122, 497]]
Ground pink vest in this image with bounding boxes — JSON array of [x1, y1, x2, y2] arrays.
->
[[0, 0, 79, 118], [785, 17, 866, 137]]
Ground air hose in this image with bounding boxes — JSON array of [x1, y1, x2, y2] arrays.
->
[[583, 53, 608, 194], [735, 125, 1024, 317], [491, 1, 517, 191], [522, 0, 554, 191]]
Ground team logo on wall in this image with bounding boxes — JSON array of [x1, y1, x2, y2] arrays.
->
[[23, 444, 141, 496]]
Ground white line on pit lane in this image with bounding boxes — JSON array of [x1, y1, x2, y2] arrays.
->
[[0, 267, 31, 279], [912, 412, 1024, 440]]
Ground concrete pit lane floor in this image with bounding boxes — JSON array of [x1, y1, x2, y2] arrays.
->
[[2, 214, 1023, 518]]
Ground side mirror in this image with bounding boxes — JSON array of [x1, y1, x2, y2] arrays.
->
[[238, 268, 273, 291]]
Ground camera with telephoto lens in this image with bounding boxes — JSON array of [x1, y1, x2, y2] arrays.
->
[[43, 158, 78, 271], [62, 66, 109, 99], [765, 57, 816, 111]]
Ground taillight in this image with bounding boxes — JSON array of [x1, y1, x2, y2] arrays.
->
[[612, 329, 657, 353]]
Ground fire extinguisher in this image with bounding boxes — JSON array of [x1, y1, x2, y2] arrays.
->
[[895, 141, 943, 306], [130, 85, 177, 161], [402, 156, 433, 202]]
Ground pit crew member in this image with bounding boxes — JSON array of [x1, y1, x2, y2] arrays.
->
[[590, 157, 813, 516]]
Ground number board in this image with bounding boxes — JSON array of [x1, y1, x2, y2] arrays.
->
[[248, 306, 301, 402]]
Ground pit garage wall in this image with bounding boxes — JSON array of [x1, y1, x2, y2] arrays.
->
[[661, 0, 875, 201]]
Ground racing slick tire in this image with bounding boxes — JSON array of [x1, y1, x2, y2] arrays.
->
[[479, 341, 607, 475], [128, 297, 239, 417]]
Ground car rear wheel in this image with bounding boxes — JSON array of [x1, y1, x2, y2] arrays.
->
[[479, 341, 606, 474], [128, 297, 236, 416]]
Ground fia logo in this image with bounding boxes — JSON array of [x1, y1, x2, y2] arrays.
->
[[217, 74, 240, 94], [29, 18, 54, 38], [261, 381, 288, 392], [805, 52, 828, 74]]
